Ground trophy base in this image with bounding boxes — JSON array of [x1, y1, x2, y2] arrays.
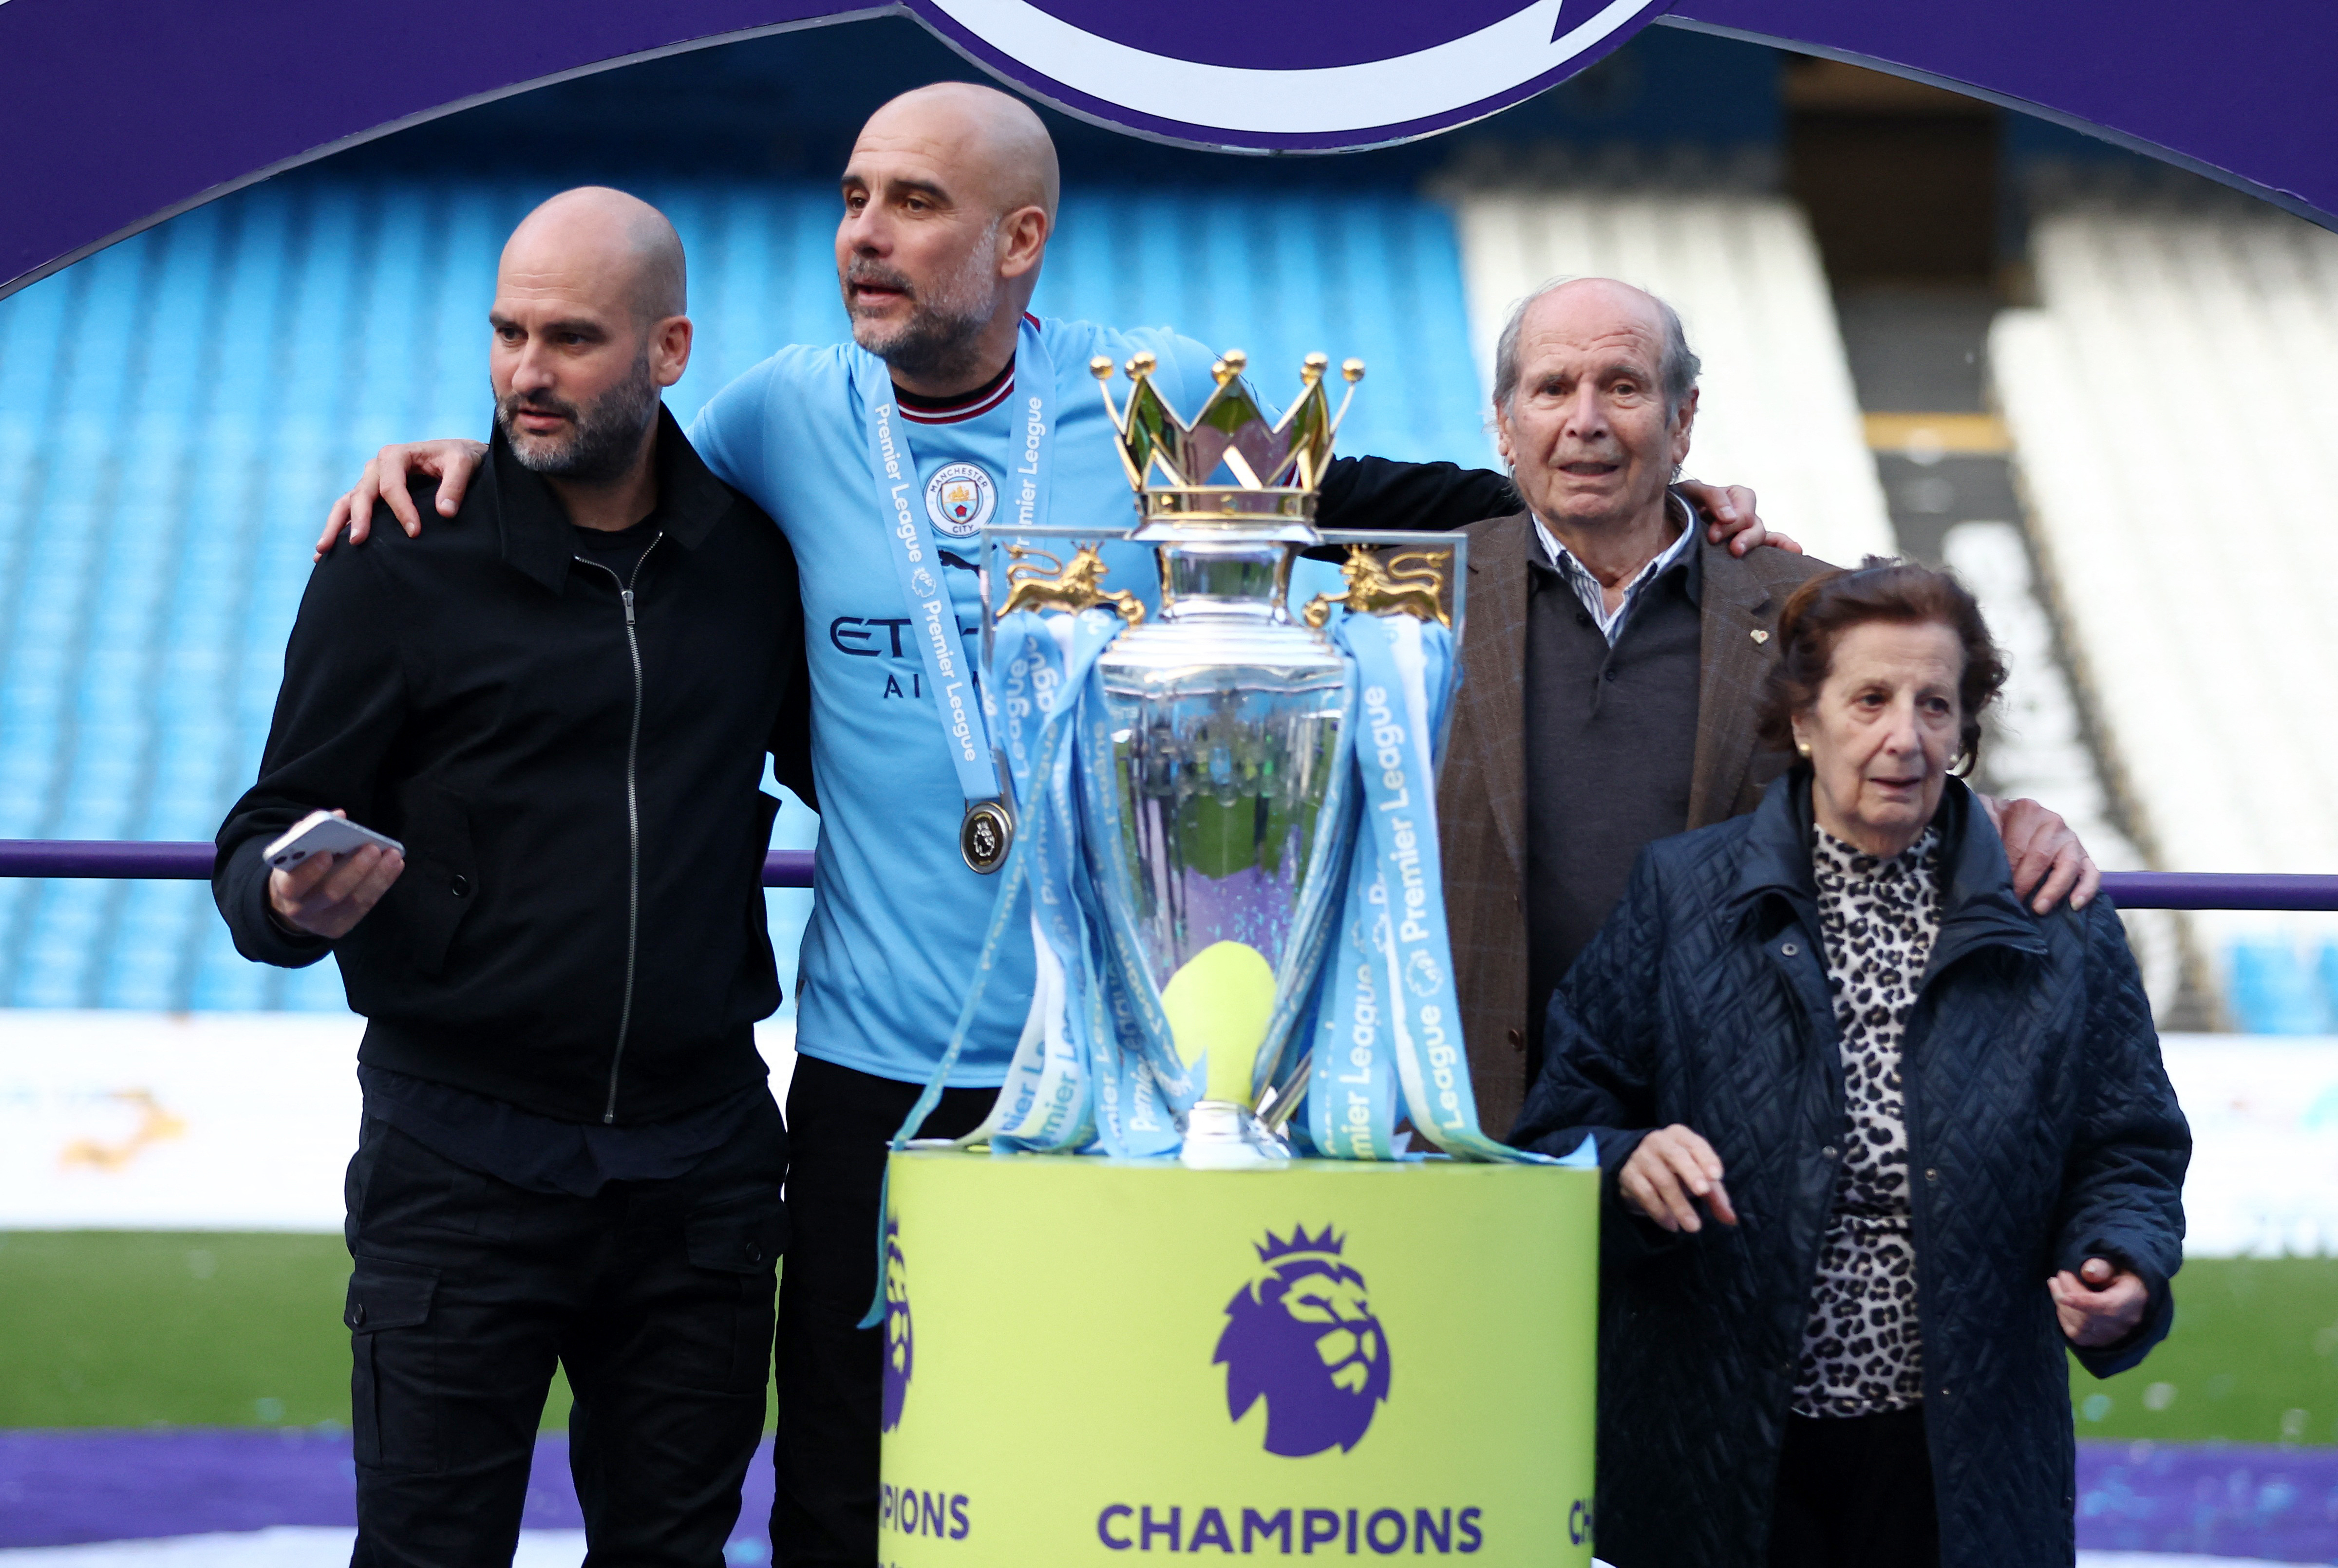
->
[[880, 1150, 1600, 1566], [1179, 1100, 1291, 1170]]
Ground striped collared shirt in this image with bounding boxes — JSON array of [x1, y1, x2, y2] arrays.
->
[[1531, 491, 1698, 646]]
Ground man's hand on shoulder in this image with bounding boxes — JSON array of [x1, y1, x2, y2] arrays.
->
[[315, 440, 489, 560], [1980, 793, 2101, 913], [267, 814, 404, 940], [1680, 480, 1801, 557]]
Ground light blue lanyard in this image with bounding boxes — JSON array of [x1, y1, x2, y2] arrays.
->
[[848, 318, 1056, 805], [1306, 612, 1558, 1165], [855, 603, 1154, 1332]]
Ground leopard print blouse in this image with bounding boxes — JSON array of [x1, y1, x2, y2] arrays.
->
[[1791, 826, 1942, 1419]]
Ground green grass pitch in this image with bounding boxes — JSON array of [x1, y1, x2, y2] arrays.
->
[[1, 1232, 571, 1430], [2076, 1254, 2338, 1444], [0, 1231, 2328, 1440]]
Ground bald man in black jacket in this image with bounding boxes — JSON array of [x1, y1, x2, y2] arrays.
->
[[216, 188, 801, 1568]]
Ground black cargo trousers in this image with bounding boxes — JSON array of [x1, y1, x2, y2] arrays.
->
[[341, 1111, 790, 1568]]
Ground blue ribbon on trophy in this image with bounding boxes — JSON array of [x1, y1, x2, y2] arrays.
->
[[1293, 610, 1529, 1163], [970, 603, 1184, 1158]]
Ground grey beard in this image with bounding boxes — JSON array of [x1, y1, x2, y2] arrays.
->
[[497, 353, 660, 485], [848, 217, 1004, 383], [855, 298, 992, 383]]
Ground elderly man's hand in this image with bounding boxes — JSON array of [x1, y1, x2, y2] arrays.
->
[[267, 818, 404, 940], [316, 439, 489, 559], [1980, 794, 2101, 913], [1619, 1125, 1739, 1233], [2051, 1257, 2149, 1347], [1679, 481, 1801, 557]]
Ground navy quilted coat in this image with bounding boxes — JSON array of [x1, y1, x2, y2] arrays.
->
[[1512, 773, 2188, 1568]]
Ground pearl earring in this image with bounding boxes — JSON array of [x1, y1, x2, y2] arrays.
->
[[1796, 740, 1812, 758]]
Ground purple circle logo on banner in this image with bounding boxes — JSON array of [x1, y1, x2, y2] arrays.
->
[[905, 0, 1675, 151], [1214, 1225, 1393, 1456]]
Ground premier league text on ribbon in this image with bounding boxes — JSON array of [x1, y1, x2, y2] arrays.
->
[[869, 396, 981, 771]]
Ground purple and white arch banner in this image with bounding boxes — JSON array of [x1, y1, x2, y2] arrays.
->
[[0, 0, 2332, 299], [913, 0, 1668, 148]]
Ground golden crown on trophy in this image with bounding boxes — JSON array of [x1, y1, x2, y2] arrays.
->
[[1089, 348, 1363, 529]]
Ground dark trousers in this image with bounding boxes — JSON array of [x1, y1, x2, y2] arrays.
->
[[1768, 1404, 1941, 1568], [771, 1055, 996, 1568], [343, 1113, 788, 1568]]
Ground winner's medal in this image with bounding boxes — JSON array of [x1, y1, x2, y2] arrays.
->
[[959, 798, 1013, 874]]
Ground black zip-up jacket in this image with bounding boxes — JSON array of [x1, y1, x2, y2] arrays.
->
[[1512, 773, 2188, 1568], [215, 410, 803, 1125]]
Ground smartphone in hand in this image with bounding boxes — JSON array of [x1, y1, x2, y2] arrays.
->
[[262, 809, 404, 871]]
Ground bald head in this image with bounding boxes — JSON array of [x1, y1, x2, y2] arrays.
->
[[856, 81, 1059, 224], [489, 187, 694, 493], [502, 186, 686, 326], [837, 82, 1060, 391]]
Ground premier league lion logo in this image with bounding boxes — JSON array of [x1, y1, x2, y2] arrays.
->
[[881, 1218, 913, 1433], [1214, 1226, 1391, 1457]]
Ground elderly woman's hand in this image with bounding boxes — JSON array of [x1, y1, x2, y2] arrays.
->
[[1620, 1125, 1740, 1233], [2049, 1257, 2149, 1346]]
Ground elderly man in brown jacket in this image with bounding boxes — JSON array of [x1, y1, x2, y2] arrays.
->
[[1445, 278, 2100, 1135]]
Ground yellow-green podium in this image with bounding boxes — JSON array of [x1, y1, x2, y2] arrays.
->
[[877, 1153, 1599, 1565]]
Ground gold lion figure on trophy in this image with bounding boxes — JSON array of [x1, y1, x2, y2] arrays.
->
[[1303, 546, 1451, 630], [997, 543, 1146, 626]]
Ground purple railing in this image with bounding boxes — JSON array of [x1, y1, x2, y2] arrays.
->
[[2098, 873, 2338, 912], [0, 840, 818, 888], [0, 839, 2334, 909]]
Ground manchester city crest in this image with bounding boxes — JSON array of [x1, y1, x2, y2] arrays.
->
[[925, 462, 996, 539]]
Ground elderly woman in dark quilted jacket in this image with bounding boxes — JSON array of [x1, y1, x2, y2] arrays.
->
[[1512, 560, 2187, 1568]]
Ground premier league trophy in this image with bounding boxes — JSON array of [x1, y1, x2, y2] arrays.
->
[[955, 346, 1525, 1172], [897, 343, 1529, 1178], [1080, 348, 1363, 1167]]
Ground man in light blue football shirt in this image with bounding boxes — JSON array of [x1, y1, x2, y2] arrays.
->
[[320, 81, 1794, 1566]]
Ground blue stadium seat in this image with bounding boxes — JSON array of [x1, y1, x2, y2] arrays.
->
[[2227, 941, 2338, 1036], [0, 176, 1488, 1009]]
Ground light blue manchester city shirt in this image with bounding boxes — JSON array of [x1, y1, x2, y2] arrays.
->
[[690, 317, 1219, 1086]]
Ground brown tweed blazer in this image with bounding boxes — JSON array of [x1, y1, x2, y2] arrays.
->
[[1439, 512, 1833, 1137]]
